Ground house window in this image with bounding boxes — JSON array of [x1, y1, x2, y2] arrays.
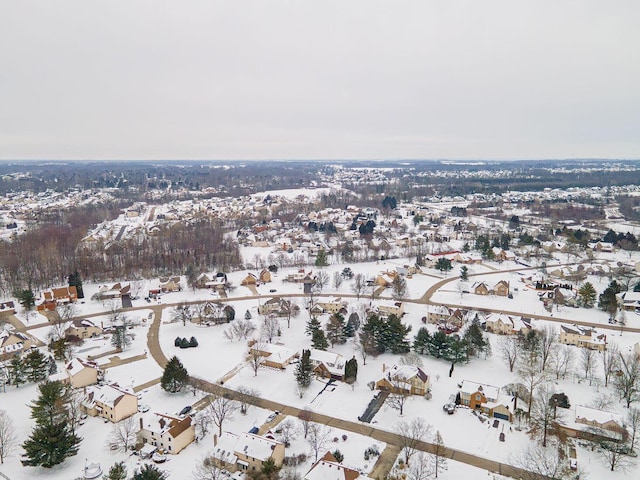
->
[[475, 394, 481, 401]]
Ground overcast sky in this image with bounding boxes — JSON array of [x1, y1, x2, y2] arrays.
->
[[0, 1, 638, 161]]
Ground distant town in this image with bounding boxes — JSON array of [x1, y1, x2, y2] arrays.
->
[[2, 160, 640, 480]]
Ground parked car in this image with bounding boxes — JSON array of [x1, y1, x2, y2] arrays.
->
[[179, 405, 192, 416], [442, 403, 455, 414], [138, 404, 150, 413], [265, 411, 279, 423]]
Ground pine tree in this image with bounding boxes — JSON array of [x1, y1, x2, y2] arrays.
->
[[9, 355, 25, 386], [413, 327, 431, 355], [24, 349, 48, 383], [295, 349, 313, 389], [305, 316, 322, 337], [189, 336, 198, 347], [245, 309, 252, 320], [161, 356, 189, 393], [460, 266, 469, 281], [462, 318, 488, 359], [383, 315, 411, 354], [315, 249, 328, 267], [344, 357, 358, 384], [326, 314, 346, 347], [111, 324, 131, 351], [428, 330, 451, 359], [68, 271, 84, 299], [578, 282, 597, 308], [311, 329, 329, 351], [133, 464, 168, 480], [104, 461, 128, 480], [21, 380, 81, 468]]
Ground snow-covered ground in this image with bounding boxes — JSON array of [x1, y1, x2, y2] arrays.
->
[[3, 250, 640, 479]]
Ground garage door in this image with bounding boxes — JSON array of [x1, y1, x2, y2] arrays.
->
[[493, 412, 510, 421]]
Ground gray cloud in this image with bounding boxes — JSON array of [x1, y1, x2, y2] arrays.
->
[[1, 0, 638, 160]]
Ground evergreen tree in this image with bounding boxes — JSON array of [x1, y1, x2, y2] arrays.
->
[[295, 349, 313, 389], [311, 329, 329, 351], [48, 355, 57, 374], [224, 305, 235, 322], [428, 330, 451, 359], [462, 318, 488, 359], [261, 456, 280, 479], [445, 336, 468, 364], [245, 309, 252, 320], [346, 312, 360, 335], [305, 316, 322, 337], [460, 266, 469, 281], [362, 313, 385, 353], [132, 464, 168, 480], [161, 356, 189, 393], [9, 355, 25, 386], [413, 327, 431, 355], [344, 357, 358, 384], [104, 461, 127, 480], [326, 314, 346, 347], [68, 271, 84, 299], [111, 325, 131, 351], [24, 349, 48, 383], [15, 289, 36, 311], [598, 280, 622, 317], [21, 380, 81, 468], [382, 314, 411, 354], [578, 282, 597, 308], [435, 257, 453, 273], [315, 249, 328, 267], [189, 336, 198, 347]]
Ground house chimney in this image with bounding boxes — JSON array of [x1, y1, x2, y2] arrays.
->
[[214, 434, 218, 446]]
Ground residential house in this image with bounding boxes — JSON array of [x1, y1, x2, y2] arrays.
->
[[557, 405, 627, 442], [617, 291, 640, 312], [374, 272, 396, 288], [258, 298, 293, 317], [375, 364, 430, 396], [492, 280, 510, 297], [65, 318, 103, 339], [240, 273, 258, 286], [309, 349, 346, 381], [82, 383, 138, 423], [159, 276, 182, 292], [37, 286, 79, 311], [305, 451, 374, 480], [138, 413, 196, 454], [459, 380, 513, 421], [212, 431, 286, 473], [473, 282, 490, 296], [0, 330, 35, 358], [249, 343, 298, 369], [259, 269, 272, 283], [484, 313, 532, 336], [375, 301, 405, 318], [559, 324, 607, 351], [313, 298, 346, 314], [52, 358, 100, 388], [93, 282, 131, 300], [425, 305, 452, 324]]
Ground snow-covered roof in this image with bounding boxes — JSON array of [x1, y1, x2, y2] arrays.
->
[[460, 380, 499, 402]]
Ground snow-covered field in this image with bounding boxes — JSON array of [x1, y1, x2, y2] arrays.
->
[[3, 247, 640, 479]]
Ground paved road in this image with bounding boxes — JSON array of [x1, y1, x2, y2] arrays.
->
[[142, 308, 551, 480]]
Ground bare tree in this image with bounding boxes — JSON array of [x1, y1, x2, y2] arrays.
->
[[538, 325, 556, 371], [615, 352, 640, 408], [626, 407, 640, 453], [261, 317, 280, 343], [298, 409, 312, 439], [202, 393, 239, 436], [497, 336, 519, 373], [351, 273, 366, 300], [315, 271, 329, 292], [172, 302, 193, 326], [549, 344, 574, 380], [193, 455, 226, 480], [331, 271, 343, 290], [356, 330, 377, 366], [130, 280, 144, 299], [392, 275, 408, 301], [430, 430, 448, 478], [387, 380, 412, 416], [248, 343, 264, 377], [66, 389, 85, 435], [530, 383, 562, 447], [518, 357, 546, 419], [580, 348, 597, 385], [235, 386, 259, 415], [511, 440, 571, 480], [602, 342, 620, 387], [193, 411, 213, 440], [395, 418, 432, 466], [277, 419, 296, 447], [400, 352, 423, 368], [108, 416, 138, 453], [223, 319, 256, 341], [599, 441, 635, 472], [306, 423, 331, 461], [48, 303, 78, 341], [0, 410, 17, 464]]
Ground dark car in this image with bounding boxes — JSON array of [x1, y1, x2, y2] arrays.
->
[[179, 405, 192, 416]]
